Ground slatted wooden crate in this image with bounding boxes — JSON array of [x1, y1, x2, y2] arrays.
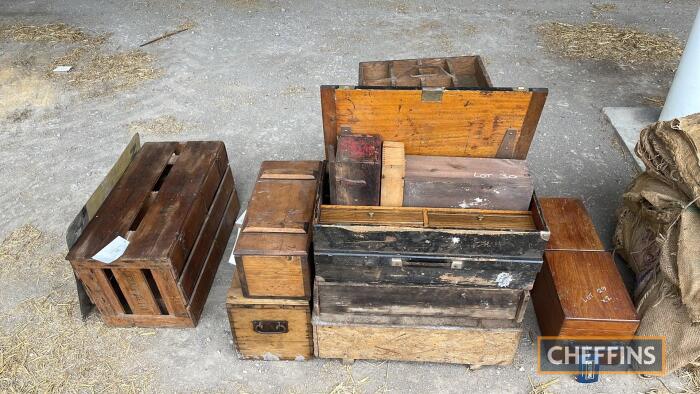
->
[[66, 141, 240, 328], [358, 56, 492, 88]]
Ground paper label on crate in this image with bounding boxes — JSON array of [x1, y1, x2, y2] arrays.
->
[[92, 236, 129, 264], [229, 210, 247, 265]]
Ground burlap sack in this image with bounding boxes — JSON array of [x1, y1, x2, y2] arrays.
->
[[615, 112, 700, 373]]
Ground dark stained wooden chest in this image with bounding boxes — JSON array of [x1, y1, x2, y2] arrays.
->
[[531, 198, 639, 337], [234, 161, 323, 299], [66, 141, 240, 327]]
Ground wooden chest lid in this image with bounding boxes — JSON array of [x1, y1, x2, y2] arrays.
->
[[539, 197, 605, 251], [67, 141, 227, 267], [236, 161, 322, 255], [545, 250, 638, 323], [321, 86, 547, 161]]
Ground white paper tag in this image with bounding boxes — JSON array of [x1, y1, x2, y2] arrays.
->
[[53, 65, 72, 73], [92, 236, 129, 263], [228, 210, 247, 265]]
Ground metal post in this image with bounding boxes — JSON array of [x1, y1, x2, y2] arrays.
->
[[660, 7, 700, 121]]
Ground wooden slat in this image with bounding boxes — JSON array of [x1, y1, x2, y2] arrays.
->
[[74, 268, 125, 315], [151, 268, 188, 317], [188, 190, 240, 322], [326, 88, 547, 159], [67, 142, 179, 260], [319, 205, 536, 231], [122, 142, 225, 274], [380, 141, 405, 207], [258, 161, 321, 180], [103, 314, 195, 328], [180, 168, 234, 298], [112, 269, 161, 315]]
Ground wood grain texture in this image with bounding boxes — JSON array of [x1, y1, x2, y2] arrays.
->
[[531, 251, 639, 337], [403, 155, 533, 211], [314, 254, 541, 290], [240, 256, 306, 298], [316, 280, 525, 321], [331, 134, 382, 206], [322, 87, 547, 160], [111, 269, 161, 315], [380, 141, 405, 207], [227, 273, 312, 360], [539, 197, 605, 251], [358, 56, 492, 88], [313, 319, 521, 365]]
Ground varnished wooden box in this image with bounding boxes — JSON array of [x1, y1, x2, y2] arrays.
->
[[66, 141, 240, 327], [531, 198, 639, 337], [312, 289, 522, 365], [234, 161, 323, 299], [227, 272, 313, 361], [359, 56, 492, 88]]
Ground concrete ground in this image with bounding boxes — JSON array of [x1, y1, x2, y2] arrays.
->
[[1, 0, 698, 392]]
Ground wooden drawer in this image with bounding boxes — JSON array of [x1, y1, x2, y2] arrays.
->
[[234, 161, 323, 299], [315, 279, 529, 323], [227, 273, 312, 361], [358, 56, 492, 88], [67, 141, 240, 328]]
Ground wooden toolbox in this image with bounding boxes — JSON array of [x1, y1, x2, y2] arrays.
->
[[66, 141, 240, 328], [227, 272, 313, 361], [233, 161, 323, 299], [312, 289, 522, 365], [531, 198, 639, 337], [359, 55, 492, 88]]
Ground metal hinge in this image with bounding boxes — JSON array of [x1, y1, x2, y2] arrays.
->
[[421, 87, 444, 102], [496, 128, 518, 159]]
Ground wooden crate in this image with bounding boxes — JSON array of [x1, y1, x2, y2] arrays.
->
[[531, 198, 639, 337], [66, 141, 240, 328], [312, 290, 522, 365], [358, 56, 492, 88], [227, 272, 313, 361], [234, 161, 323, 299]]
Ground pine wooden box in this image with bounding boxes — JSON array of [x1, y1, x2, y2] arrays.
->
[[531, 198, 639, 337], [233, 161, 323, 299], [359, 56, 492, 88], [66, 141, 240, 328], [227, 272, 313, 361], [312, 290, 522, 365]]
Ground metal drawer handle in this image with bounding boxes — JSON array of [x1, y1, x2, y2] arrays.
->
[[253, 320, 288, 334]]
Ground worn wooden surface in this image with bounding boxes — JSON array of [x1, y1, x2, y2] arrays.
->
[[312, 318, 521, 365], [331, 134, 382, 206], [320, 86, 547, 160], [316, 280, 526, 321], [235, 161, 322, 300], [539, 197, 605, 251], [227, 273, 312, 361], [314, 254, 540, 289], [67, 141, 239, 328], [380, 141, 405, 207], [358, 56, 492, 88], [531, 251, 639, 337], [403, 155, 533, 210]]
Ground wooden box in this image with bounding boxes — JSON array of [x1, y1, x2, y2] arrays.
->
[[358, 56, 492, 88], [330, 133, 382, 205], [312, 290, 522, 365], [531, 198, 639, 337], [234, 161, 323, 299], [66, 141, 240, 328], [227, 272, 313, 361]]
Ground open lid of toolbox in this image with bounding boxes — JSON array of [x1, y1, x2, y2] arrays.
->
[[320, 86, 547, 161]]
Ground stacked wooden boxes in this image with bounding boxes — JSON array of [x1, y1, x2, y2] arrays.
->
[[66, 141, 240, 327], [227, 161, 323, 360], [531, 198, 639, 337], [311, 57, 550, 365]]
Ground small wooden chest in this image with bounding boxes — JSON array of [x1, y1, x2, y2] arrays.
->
[[531, 198, 639, 337], [227, 273, 313, 361], [312, 290, 522, 365], [66, 141, 240, 327], [358, 56, 492, 88], [234, 161, 323, 299]]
